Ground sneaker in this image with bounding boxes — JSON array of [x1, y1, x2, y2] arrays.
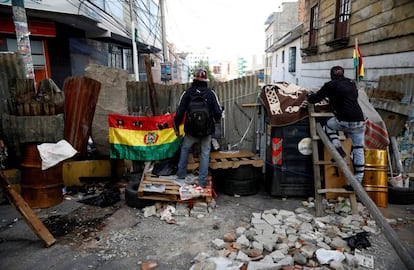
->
[[184, 174, 198, 184]]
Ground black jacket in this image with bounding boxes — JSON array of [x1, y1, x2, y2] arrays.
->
[[308, 77, 364, 122], [174, 80, 222, 135]]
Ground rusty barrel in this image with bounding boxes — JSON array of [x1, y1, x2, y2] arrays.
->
[[20, 143, 63, 208], [362, 149, 388, 208]]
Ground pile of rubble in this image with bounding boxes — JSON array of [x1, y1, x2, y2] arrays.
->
[[188, 197, 380, 270], [83, 195, 401, 269]]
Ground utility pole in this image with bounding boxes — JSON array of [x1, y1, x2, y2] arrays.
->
[[12, 0, 35, 81], [129, 0, 139, 81], [160, 0, 168, 63]]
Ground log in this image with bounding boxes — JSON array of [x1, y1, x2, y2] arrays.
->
[[144, 54, 159, 116], [316, 123, 414, 269]]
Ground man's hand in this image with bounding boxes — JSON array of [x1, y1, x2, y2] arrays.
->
[[174, 130, 180, 137]]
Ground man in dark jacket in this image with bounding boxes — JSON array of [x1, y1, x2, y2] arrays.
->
[[307, 66, 366, 185], [174, 68, 222, 188]]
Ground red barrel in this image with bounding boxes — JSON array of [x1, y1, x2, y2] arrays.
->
[[20, 144, 63, 208]]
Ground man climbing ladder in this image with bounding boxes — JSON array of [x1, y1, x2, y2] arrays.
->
[[307, 66, 366, 188]]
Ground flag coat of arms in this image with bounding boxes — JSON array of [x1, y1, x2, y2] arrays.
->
[[108, 113, 183, 161]]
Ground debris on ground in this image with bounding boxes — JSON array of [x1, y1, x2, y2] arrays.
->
[[5, 181, 407, 270]]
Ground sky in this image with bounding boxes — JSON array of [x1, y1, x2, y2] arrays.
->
[[164, 0, 296, 64]]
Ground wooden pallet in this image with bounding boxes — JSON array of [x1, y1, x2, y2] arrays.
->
[[137, 174, 213, 203], [187, 150, 264, 170]]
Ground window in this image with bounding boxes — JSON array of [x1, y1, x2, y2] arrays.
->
[[266, 33, 273, 49], [288, 47, 296, 73], [108, 44, 133, 74], [281, 50, 285, 63], [108, 45, 122, 69], [334, 0, 351, 39], [309, 4, 318, 47]]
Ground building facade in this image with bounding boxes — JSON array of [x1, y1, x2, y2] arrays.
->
[[264, 1, 303, 84], [267, 24, 303, 85], [300, 0, 414, 89], [0, 0, 164, 88]]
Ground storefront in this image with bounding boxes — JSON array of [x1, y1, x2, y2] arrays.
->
[[0, 17, 55, 87]]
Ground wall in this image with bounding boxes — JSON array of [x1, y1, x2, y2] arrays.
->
[[300, 0, 414, 89]]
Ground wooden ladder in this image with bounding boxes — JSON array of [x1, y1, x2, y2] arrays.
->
[[308, 104, 358, 216]]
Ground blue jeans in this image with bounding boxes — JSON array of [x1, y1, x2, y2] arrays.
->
[[326, 117, 366, 182], [176, 134, 211, 187]]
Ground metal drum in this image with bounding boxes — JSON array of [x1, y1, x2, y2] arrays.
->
[[20, 143, 63, 208], [362, 149, 388, 208]]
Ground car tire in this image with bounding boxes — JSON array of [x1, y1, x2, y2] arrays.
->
[[125, 180, 155, 209], [212, 165, 262, 196], [388, 180, 414, 205]]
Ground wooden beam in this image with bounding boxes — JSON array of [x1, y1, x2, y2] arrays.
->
[[144, 54, 159, 116], [241, 103, 261, 107], [316, 123, 414, 269], [0, 173, 56, 247]]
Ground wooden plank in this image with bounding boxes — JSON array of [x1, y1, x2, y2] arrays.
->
[[187, 151, 264, 170], [0, 173, 56, 247], [324, 138, 352, 199], [310, 112, 334, 117], [138, 174, 212, 203], [309, 105, 324, 217], [318, 188, 354, 194], [210, 150, 255, 159]]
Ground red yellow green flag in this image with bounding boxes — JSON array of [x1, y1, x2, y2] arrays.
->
[[108, 113, 183, 161], [353, 44, 364, 83]]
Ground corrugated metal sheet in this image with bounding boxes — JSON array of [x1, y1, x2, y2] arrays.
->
[[63, 76, 101, 157], [1, 113, 64, 158], [126, 76, 259, 152]]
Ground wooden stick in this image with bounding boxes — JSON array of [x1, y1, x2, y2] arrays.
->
[[316, 123, 414, 268], [144, 54, 159, 116], [241, 103, 261, 107], [0, 173, 56, 247]]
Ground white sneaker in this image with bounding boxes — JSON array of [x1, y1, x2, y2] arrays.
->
[[184, 174, 198, 184]]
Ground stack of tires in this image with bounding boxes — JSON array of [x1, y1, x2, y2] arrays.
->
[[212, 165, 263, 196]]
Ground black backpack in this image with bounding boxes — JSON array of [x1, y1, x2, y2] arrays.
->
[[185, 90, 212, 137]]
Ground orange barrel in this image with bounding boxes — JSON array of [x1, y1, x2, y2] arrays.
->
[[20, 143, 64, 208], [362, 149, 388, 208]]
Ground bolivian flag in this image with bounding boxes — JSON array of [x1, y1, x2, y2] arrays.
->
[[109, 113, 183, 161], [353, 44, 364, 83]]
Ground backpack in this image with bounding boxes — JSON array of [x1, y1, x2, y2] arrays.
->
[[185, 90, 212, 137]]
